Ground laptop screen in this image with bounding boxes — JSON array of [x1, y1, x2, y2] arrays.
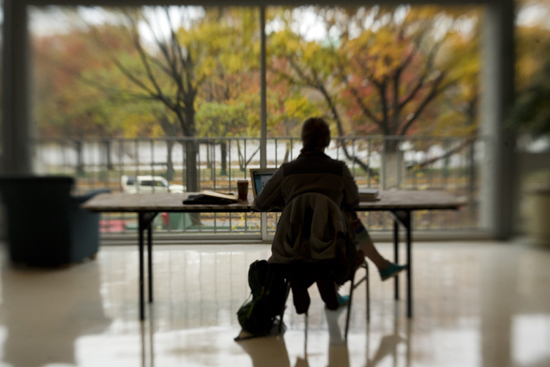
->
[[250, 169, 277, 198]]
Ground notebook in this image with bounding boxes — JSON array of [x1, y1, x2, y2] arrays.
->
[[249, 168, 277, 198], [358, 188, 380, 201]]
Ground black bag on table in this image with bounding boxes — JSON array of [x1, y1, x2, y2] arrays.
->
[[182, 194, 235, 205]]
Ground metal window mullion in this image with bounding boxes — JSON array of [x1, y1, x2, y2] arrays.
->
[[151, 139, 155, 193], [118, 139, 124, 232], [244, 138, 248, 232], [181, 139, 187, 234], [213, 140, 217, 233], [260, 6, 268, 241], [135, 139, 139, 181], [274, 138, 278, 166], [228, 138, 233, 232], [201, 139, 202, 233], [213, 140, 217, 189], [352, 137, 356, 176], [201, 140, 202, 191]]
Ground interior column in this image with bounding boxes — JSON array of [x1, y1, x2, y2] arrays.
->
[[1, 0, 32, 174], [480, 0, 516, 240]]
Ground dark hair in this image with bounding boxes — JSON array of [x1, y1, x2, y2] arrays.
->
[[300, 117, 331, 154]]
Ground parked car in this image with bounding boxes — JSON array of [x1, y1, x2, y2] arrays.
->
[[121, 175, 185, 194]]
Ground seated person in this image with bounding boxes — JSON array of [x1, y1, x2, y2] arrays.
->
[[255, 117, 406, 310]]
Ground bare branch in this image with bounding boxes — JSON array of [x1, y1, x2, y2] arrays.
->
[[413, 136, 476, 169], [399, 38, 446, 109], [399, 73, 446, 136], [125, 13, 170, 105], [86, 24, 157, 98]]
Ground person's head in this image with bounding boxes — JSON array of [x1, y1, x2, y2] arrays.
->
[[300, 117, 331, 154]]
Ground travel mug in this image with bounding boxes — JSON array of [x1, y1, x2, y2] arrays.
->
[[237, 180, 249, 201]]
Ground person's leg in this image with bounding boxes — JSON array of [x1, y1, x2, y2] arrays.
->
[[356, 241, 390, 270], [351, 216, 407, 280], [315, 268, 339, 310], [288, 263, 315, 314], [348, 212, 389, 270], [349, 212, 405, 272]]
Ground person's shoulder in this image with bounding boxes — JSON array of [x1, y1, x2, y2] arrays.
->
[[322, 154, 347, 168], [278, 162, 290, 171]]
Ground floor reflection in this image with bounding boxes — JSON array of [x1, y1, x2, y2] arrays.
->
[[0, 242, 548, 367], [237, 335, 291, 367], [366, 332, 407, 367], [0, 260, 111, 367], [235, 308, 410, 367]]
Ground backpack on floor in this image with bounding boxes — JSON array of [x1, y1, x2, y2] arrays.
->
[[237, 260, 288, 336]]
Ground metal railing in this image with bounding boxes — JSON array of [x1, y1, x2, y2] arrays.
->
[[33, 135, 485, 237]]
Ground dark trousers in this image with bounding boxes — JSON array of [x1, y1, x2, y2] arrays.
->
[[286, 261, 339, 314]]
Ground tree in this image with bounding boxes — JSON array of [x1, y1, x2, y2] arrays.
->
[[80, 7, 260, 191], [34, 25, 137, 139], [268, 5, 479, 181], [196, 102, 250, 173]]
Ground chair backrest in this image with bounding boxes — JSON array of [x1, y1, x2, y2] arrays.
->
[[271, 192, 357, 284], [272, 193, 349, 260], [0, 175, 75, 264]]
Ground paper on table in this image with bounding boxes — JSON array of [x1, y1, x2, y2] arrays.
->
[[201, 190, 239, 202]]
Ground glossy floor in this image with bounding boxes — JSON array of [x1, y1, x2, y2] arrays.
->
[[0, 240, 549, 367]]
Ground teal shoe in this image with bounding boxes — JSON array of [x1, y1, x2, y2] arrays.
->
[[336, 294, 350, 306], [379, 263, 407, 281]]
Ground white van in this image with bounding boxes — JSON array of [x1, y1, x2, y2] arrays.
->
[[120, 175, 185, 194]]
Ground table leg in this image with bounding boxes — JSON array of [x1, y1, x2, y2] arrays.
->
[[148, 223, 153, 303], [393, 220, 399, 300], [391, 209, 413, 318], [138, 213, 145, 321], [404, 211, 412, 318]]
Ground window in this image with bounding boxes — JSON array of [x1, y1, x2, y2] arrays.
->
[[29, 4, 484, 236]]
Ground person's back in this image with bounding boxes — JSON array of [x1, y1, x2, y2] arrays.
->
[[254, 118, 358, 313], [254, 117, 407, 314], [255, 118, 358, 212], [255, 151, 358, 211]]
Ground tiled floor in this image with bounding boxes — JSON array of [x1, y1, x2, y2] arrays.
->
[[0, 240, 549, 367]]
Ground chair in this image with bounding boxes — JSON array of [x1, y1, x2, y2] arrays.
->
[[278, 260, 370, 341], [0, 175, 109, 267], [271, 192, 371, 340]]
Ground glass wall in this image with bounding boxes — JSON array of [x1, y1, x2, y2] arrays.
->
[[264, 5, 482, 233], [29, 4, 485, 237], [30, 6, 263, 234], [513, 0, 550, 232]]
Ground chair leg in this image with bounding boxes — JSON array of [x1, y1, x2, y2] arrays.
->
[[345, 261, 371, 340], [304, 311, 309, 345], [344, 271, 356, 341], [279, 281, 291, 334], [366, 262, 370, 324]]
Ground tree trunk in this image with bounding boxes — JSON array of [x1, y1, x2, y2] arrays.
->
[[166, 140, 174, 181], [283, 141, 291, 163], [185, 140, 199, 192], [206, 141, 212, 169], [210, 142, 215, 181], [103, 139, 113, 171], [185, 140, 201, 226], [381, 139, 405, 189], [76, 140, 84, 177], [220, 141, 228, 176]]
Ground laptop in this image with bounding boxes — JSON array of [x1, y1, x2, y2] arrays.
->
[[249, 168, 277, 198]]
